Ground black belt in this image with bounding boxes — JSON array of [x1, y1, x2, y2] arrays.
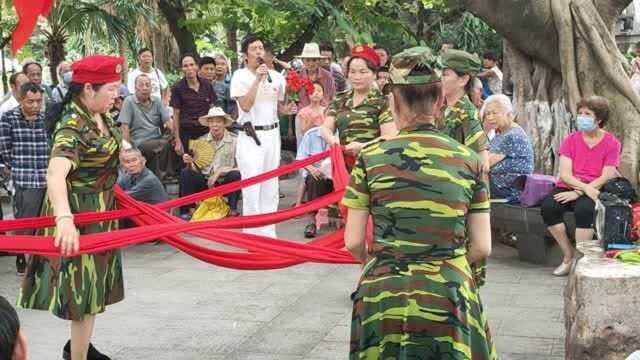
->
[[253, 123, 279, 131]]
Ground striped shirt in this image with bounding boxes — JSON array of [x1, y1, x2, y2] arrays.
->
[[0, 107, 49, 188]]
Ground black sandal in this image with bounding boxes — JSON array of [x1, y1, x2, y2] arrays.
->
[[304, 223, 317, 238]]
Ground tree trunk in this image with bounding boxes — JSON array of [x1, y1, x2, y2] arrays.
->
[[46, 35, 66, 86], [224, 21, 238, 71], [464, 0, 640, 185], [157, 0, 197, 59]]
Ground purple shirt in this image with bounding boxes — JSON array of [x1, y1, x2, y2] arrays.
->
[[170, 76, 216, 130], [556, 131, 621, 188], [297, 67, 335, 108]]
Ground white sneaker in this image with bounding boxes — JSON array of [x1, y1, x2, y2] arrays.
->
[[552, 260, 573, 276]]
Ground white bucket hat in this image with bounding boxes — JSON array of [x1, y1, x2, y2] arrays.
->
[[198, 107, 233, 127], [296, 43, 327, 59]]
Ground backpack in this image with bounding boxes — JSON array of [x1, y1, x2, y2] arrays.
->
[[602, 177, 637, 202]]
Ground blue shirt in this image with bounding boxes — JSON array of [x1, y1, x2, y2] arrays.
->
[[117, 168, 168, 204], [0, 107, 48, 189], [296, 127, 328, 178], [489, 125, 534, 202]]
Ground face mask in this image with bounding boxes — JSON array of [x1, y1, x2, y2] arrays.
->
[[576, 115, 596, 132], [62, 72, 72, 85]]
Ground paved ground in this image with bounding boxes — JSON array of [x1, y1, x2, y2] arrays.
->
[[0, 178, 566, 359]]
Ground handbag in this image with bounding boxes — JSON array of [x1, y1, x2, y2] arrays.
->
[[518, 174, 557, 207]]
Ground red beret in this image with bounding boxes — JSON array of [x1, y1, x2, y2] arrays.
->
[[351, 45, 380, 68], [71, 55, 124, 84]]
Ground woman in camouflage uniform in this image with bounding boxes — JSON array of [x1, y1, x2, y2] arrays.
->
[[441, 49, 490, 168], [441, 49, 491, 287], [18, 55, 125, 360], [342, 47, 496, 359], [321, 45, 397, 167]]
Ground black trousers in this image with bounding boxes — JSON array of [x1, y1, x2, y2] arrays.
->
[[13, 185, 45, 262], [305, 176, 334, 216], [180, 127, 209, 154], [541, 187, 596, 229], [138, 138, 177, 180], [179, 169, 241, 214], [13, 185, 46, 234]]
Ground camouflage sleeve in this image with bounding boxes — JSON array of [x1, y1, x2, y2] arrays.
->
[[469, 158, 490, 213], [341, 155, 370, 210], [462, 108, 489, 153], [326, 95, 341, 118], [51, 127, 81, 171], [377, 99, 393, 125]]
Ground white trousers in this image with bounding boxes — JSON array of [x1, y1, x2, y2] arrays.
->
[[236, 128, 281, 238]]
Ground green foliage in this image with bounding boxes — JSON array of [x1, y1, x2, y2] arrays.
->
[[187, 0, 327, 53], [431, 13, 502, 56]]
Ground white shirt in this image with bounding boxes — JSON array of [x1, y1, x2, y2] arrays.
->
[[488, 66, 503, 94], [230, 68, 285, 126], [0, 95, 19, 119], [127, 67, 168, 100]]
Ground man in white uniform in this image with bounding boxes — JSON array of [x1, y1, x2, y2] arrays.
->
[[231, 35, 286, 238]]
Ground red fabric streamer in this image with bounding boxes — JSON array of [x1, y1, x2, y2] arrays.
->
[[11, 0, 54, 55], [0, 145, 364, 269]]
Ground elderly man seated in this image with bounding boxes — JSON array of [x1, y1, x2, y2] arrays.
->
[[180, 107, 240, 218], [119, 73, 176, 180], [117, 148, 168, 204]]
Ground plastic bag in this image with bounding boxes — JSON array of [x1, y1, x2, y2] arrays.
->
[[190, 196, 230, 222]]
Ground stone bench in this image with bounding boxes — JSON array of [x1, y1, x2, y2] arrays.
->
[[491, 203, 575, 265], [565, 240, 640, 359]]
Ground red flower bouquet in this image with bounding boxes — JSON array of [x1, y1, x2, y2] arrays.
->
[[286, 70, 315, 103]]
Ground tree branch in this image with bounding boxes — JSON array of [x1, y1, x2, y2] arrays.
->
[[463, 0, 561, 72], [279, 0, 343, 61]]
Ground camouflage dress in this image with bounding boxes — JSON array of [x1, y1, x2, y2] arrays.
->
[[18, 100, 124, 321], [327, 88, 393, 146], [342, 123, 496, 359], [442, 94, 488, 154], [442, 94, 490, 286]]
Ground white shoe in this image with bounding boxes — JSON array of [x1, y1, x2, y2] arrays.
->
[[552, 260, 573, 276]]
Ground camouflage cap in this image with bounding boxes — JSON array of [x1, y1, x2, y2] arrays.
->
[[441, 49, 482, 75], [388, 46, 442, 86]]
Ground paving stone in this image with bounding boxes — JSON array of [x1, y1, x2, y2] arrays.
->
[[0, 180, 566, 359], [493, 335, 554, 355], [306, 340, 349, 359]]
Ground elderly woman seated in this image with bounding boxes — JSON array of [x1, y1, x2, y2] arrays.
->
[[541, 96, 621, 276], [482, 94, 534, 203]]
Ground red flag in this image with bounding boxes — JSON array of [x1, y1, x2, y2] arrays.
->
[[11, 0, 54, 55]]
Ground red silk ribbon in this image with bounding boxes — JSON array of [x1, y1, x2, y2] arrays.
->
[[0, 145, 360, 269]]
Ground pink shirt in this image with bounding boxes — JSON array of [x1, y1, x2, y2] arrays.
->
[[556, 131, 621, 188]]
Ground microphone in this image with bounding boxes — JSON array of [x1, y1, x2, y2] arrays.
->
[[257, 57, 272, 83]]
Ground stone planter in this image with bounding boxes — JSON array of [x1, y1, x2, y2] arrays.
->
[[565, 240, 640, 359]]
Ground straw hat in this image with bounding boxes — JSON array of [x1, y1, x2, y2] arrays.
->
[[198, 107, 233, 127], [296, 43, 327, 59]]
